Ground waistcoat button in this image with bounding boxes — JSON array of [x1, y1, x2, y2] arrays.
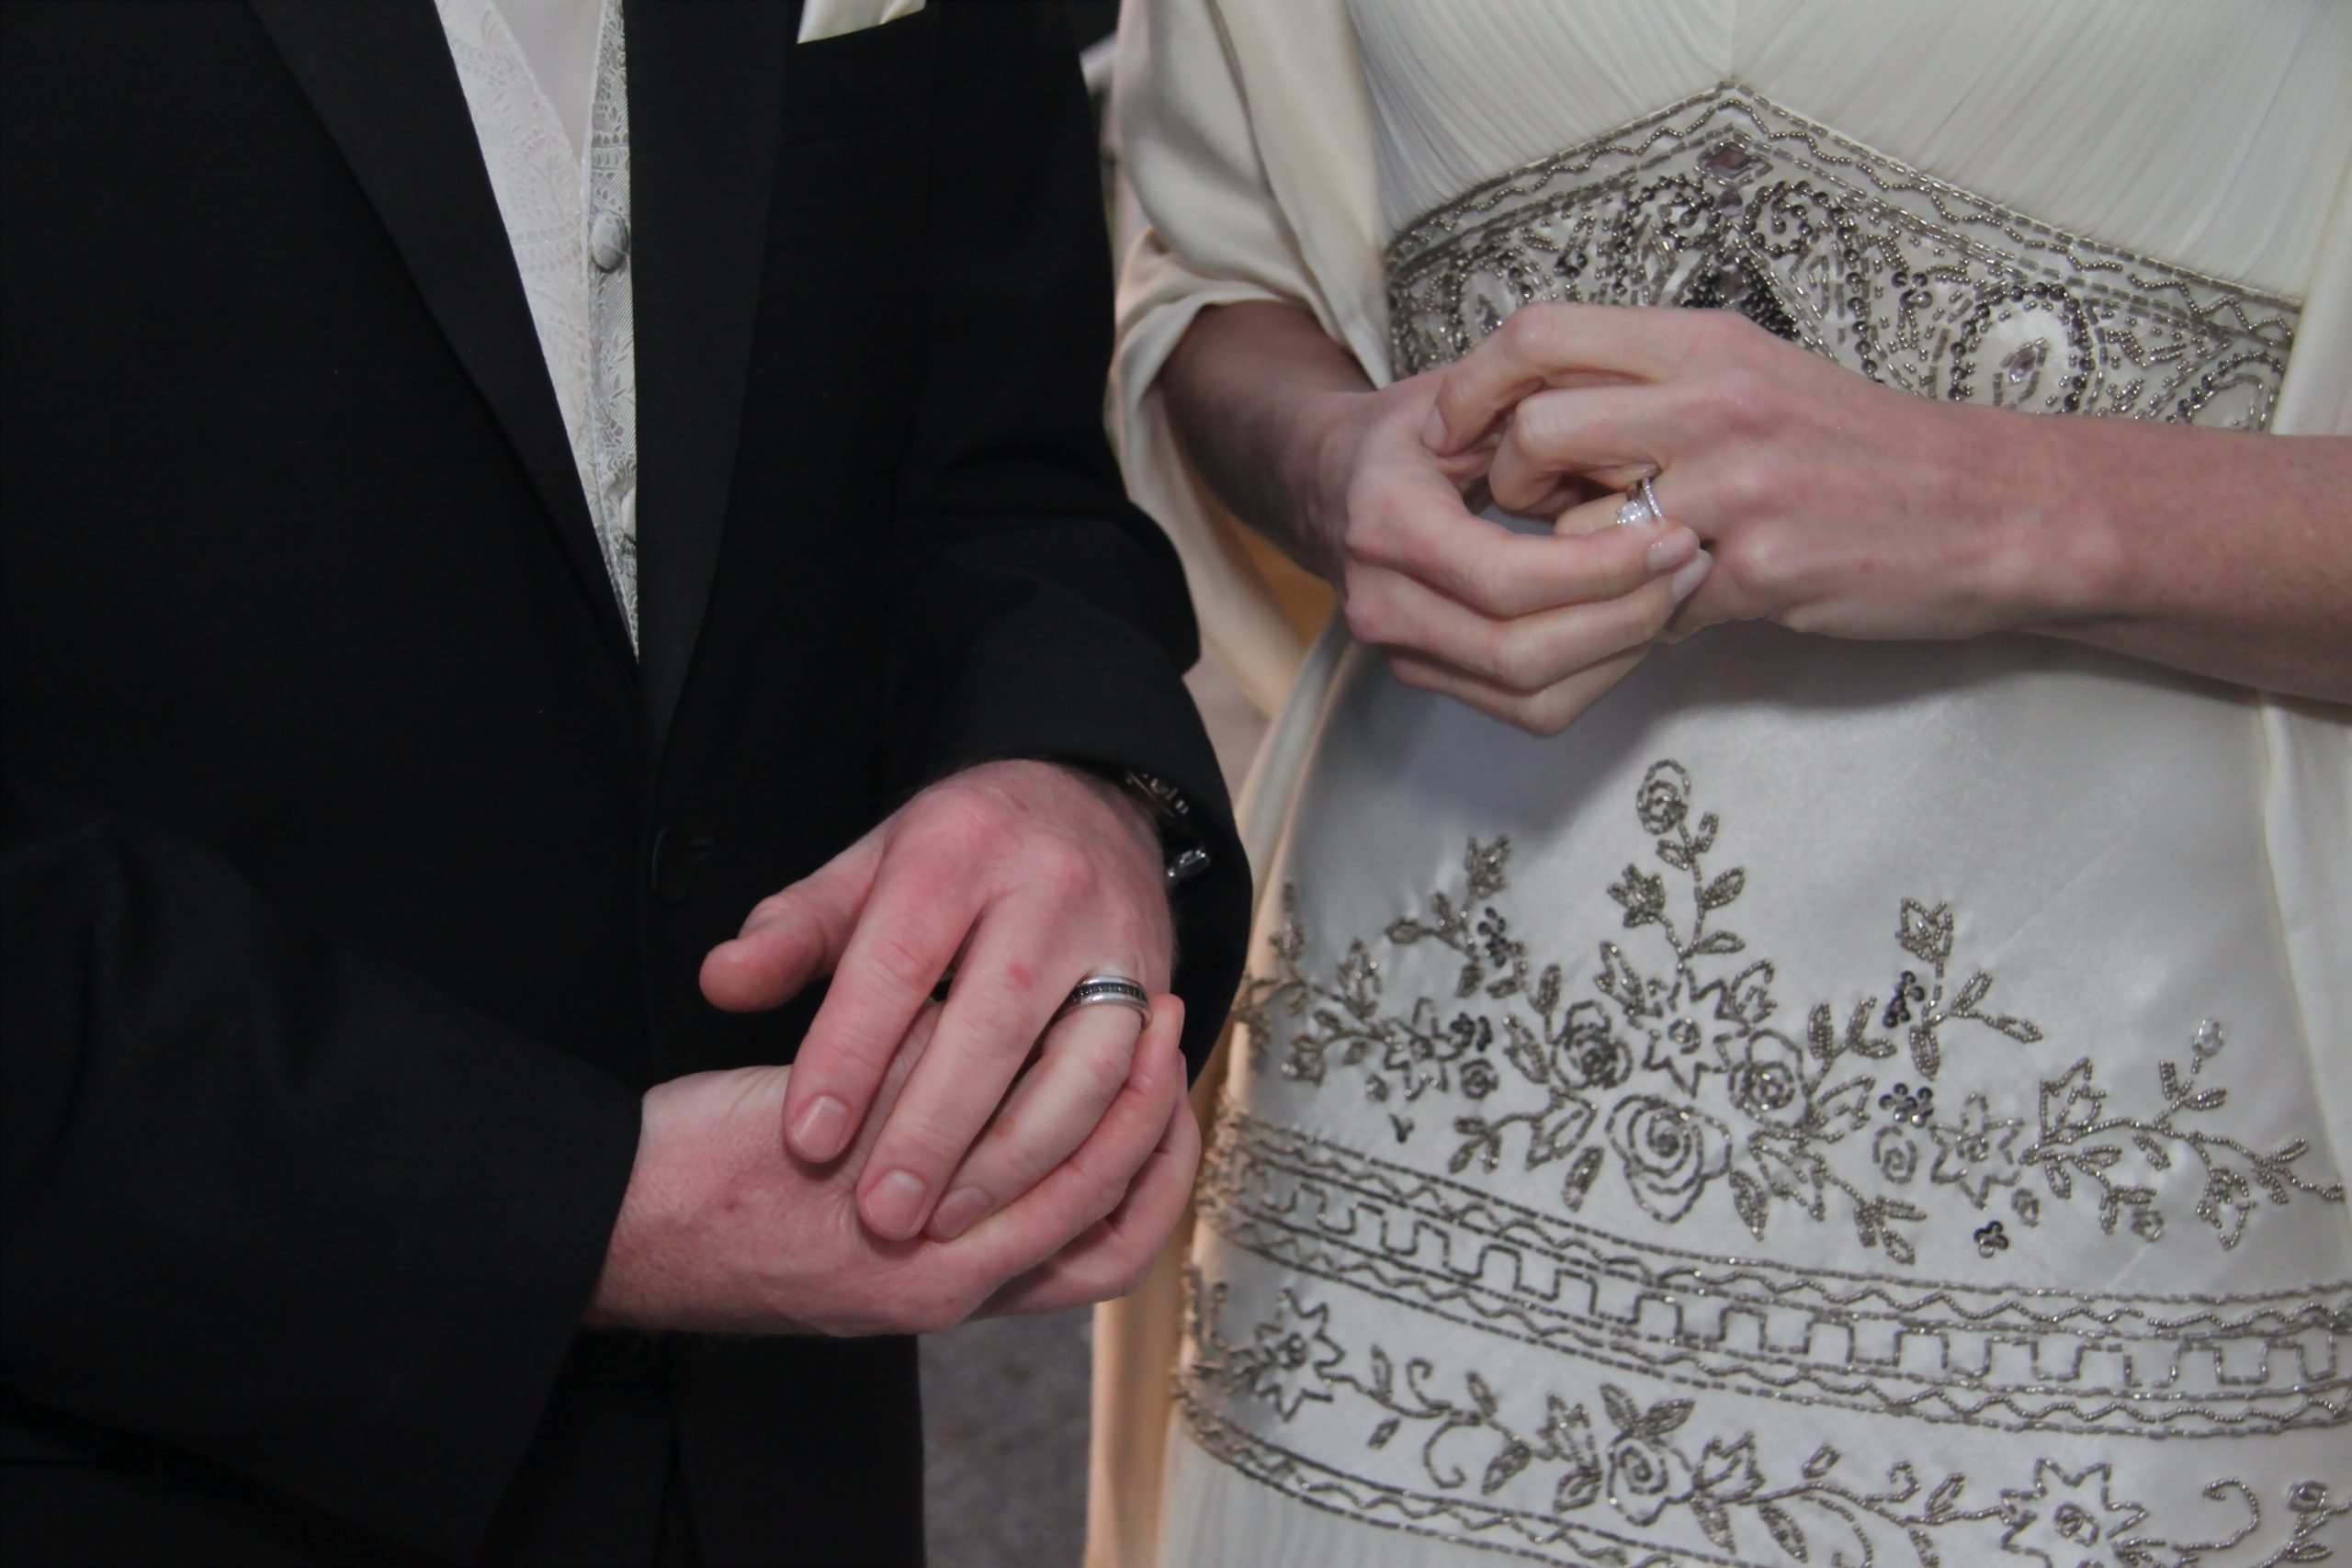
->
[[590, 210, 630, 274]]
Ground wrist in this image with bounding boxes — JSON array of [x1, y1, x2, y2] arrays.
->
[[1955, 404, 2127, 635], [582, 1098, 684, 1330], [585, 1072, 786, 1334], [1283, 386, 1371, 582], [1054, 762, 1182, 888]]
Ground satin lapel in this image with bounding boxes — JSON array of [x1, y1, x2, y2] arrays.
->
[[625, 0, 795, 757], [249, 0, 635, 668]]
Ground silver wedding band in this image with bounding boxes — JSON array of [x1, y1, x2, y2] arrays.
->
[[1617, 475, 1664, 528], [1054, 974, 1152, 1025]]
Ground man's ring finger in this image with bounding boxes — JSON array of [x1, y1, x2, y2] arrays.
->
[[1055, 975, 1152, 1024]]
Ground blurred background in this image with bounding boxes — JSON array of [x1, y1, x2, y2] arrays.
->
[[917, 6, 1271, 1564]]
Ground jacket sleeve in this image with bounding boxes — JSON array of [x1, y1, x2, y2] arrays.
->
[[886, 5, 1250, 1076], [0, 776, 643, 1561]]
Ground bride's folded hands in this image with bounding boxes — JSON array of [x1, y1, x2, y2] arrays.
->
[[1424, 302, 2352, 700], [1162, 301, 1710, 735]]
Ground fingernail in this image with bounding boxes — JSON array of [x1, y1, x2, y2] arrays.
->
[[791, 1095, 850, 1161], [1644, 527, 1699, 574], [930, 1186, 991, 1240], [865, 1169, 931, 1238], [1419, 405, 1448, 450], [1669, 550, 1713, 603]]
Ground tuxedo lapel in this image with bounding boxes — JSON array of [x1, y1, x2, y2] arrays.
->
[[249, 0, 636, 669], [625, 0, 797, 758]]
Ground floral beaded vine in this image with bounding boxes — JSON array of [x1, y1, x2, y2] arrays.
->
[[1234, 761, 2341, 1262]]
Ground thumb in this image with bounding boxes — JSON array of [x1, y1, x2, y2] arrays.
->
[[699, 830, 883, 1012]]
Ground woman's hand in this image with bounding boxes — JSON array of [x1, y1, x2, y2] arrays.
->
[[1424, 303, 2047, 644], [1287, 366, 1711, 733], [1161, 301, 1709, 736]]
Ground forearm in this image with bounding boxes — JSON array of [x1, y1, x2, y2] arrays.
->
[[1987, 414, 2352, 699], [1160, 300, 1374, 581]]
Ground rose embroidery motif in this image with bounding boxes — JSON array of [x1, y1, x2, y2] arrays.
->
[[1874, 1125, 1921, 1183], [1605, 1428, 1696, 1526], [1726, 1032, 1805, 1124], [1458, 1058, 1500, 1100], [1608, 1096, 1731, 1223], [1556, 1006, 1634, 1090]]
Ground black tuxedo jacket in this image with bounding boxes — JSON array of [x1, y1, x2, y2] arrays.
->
[[0, 3, 1248, 1562]]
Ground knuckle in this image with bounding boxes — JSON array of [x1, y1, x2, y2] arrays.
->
[[1340, 490, 1396, 565], [865, 926, 942, 998], [1082, 1169, 1131, 1228], [881, 1112, 970, 1173], [918, 788, 1001, 849], [1723, 527, 1784, 592], [1519, 694, 1576, 737], [1386, 654, 1439, 693], [1486, 623, 1546, 693], [1455, 552, 1512, 615], [1031, 835, 1099, 901], [1514, 395, 1570, 461], [1500, 301, 1560, 356], [1341, 573, 1392, 644], [1744, 442, 1796, 502], [1687, 307, 1751, 360], [1075, 1039, 1136, 1104], [1710, 452, 1772, 514], [1713, 368, 1779, 439]]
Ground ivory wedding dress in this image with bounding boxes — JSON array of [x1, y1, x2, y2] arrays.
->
[[1100, 4, 2352, 1565]]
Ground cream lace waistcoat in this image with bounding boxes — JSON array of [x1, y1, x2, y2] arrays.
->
[[437, 0, 640, 646]]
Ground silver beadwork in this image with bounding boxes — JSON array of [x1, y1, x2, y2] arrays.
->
[[1385, 85, 2298, 434]]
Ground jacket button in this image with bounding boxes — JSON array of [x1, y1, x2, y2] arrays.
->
[[650, 826, 708, 906]]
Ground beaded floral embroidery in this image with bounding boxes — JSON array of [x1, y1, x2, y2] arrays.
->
[[1235, 761, 2342, 1263], [1180, 1268, 2348, 1567]]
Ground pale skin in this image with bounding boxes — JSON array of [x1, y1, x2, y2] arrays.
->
[[588, 993, 1196, 1335], [589, 759, 1191, 1333], [1163, 299, 2352, 735]]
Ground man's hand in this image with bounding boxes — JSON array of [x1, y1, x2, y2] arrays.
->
[[698, 760, 1173, 1244], [587, 995, 1196, 1335]]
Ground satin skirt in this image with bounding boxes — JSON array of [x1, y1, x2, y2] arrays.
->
[[1158, 622, 2351, 1566]]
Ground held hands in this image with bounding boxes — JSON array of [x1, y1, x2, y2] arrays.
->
[[589, 760, 1192, 1337], [587, 994, 1196, 1336], [700, 760, 1174, 1245]]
